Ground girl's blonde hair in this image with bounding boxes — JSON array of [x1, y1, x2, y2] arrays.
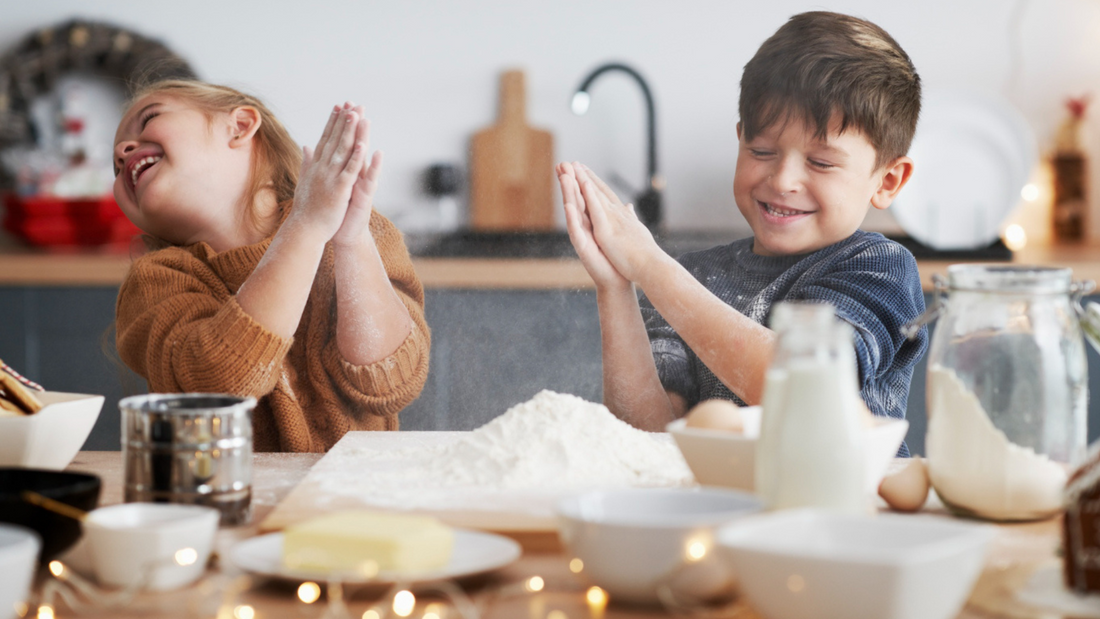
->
[[128, 79, 302, 235]]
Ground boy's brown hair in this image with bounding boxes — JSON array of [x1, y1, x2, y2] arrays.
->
[[739, 11, 920, 169]]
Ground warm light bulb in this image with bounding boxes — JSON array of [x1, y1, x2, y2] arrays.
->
[[569, 558, 584, 573], [586, 586, 608, 606], [686, 541, 708, 562], [526, 575, 545, 592], [1003, 224, 1027, 251], [297, 582, 321, 604], [36, 605, 54, 619], [571, 91, 591, 115], [48, 561, 65, 577], [362, 611, 381, 619], [175, 547, 198, 566], [1021, 183, 1040, 202], [393, 590, 416, 617], [233, 605, 255, 619]]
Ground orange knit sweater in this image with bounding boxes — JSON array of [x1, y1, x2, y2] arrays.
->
[[115, 213, 430, 452]]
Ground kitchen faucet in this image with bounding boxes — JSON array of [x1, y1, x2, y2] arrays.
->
[[570, 62, 663, 230]]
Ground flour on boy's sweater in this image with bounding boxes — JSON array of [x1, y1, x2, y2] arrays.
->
[[314, 390, 692, 514]]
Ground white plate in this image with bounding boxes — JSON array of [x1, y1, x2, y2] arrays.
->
[[891, 90, 1036, 250], [228, 529, 521, 584]]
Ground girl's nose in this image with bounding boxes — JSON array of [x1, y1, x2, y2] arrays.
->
[[114, 140, 137, 170]]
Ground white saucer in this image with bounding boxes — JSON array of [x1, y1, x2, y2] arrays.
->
[[228, 529, 521, 584]]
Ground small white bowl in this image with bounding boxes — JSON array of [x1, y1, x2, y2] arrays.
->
[[84, 503, 219, 591], [717, 509, 995, 619], [557, 487, 762, 605], [0, 524, 40, 619], [0, 391, 104, 469], [667, 406, 908, 493]]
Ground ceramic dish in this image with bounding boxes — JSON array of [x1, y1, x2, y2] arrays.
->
[[0, 391, 103, 469], [0, 468, 101, 561], [717, 509, 995, 619], [557, 487, 762, 604], [667, 406, 908, 493], [84, 503, 220, 591], [0, 524, 40, 619], [229, 529, 521, 584], [890, 89, 1036, 250]]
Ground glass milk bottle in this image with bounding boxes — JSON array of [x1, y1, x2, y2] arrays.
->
[[756, 302, 865, 513], [905, 265, 1091, 521]]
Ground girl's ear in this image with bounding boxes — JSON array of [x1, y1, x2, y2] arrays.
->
[[870, 156, 914, 210], [228, 106, 262, 147]]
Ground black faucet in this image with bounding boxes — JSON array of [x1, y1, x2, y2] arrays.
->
[[571, 62, 663, 230]]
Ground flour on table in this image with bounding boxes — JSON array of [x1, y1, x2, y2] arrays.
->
[[314, 390, 692, 515]]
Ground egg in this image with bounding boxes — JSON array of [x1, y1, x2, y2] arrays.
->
[[684, 399, 745, 433], [878, 457, 930, 512]]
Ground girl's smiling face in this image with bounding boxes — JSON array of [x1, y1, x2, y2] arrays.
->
[[113, 94, 254, 250], [733, 113, 912, 257]]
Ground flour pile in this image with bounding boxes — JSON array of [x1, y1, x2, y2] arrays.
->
[[314, 390, 692, 514]]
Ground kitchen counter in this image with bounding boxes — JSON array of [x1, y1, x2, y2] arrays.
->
[[50, 450, 1065, 618], [5, 232, 1100, 290]]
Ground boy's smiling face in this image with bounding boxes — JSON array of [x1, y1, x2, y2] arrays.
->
[[734, 113, 913, 257]]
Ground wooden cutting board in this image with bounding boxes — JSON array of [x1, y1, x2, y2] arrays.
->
[[468, 69, 555, 231], [259, 431, 563, 551]]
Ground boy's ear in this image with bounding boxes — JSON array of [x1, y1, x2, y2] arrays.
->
[[228, 106, 262, 147], [870, 156, 915, 210]]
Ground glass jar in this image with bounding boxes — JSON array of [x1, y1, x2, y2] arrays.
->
[[907, 265, 1092, 521]]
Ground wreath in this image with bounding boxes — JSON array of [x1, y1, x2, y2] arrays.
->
[[0, 19, 196, 150]]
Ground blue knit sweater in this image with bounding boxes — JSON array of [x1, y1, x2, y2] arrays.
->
[[641, 230, 927, 454]]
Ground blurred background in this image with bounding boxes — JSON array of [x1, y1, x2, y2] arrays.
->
[[5, 0, 1100, 454], [1, 0, 1097, 237]]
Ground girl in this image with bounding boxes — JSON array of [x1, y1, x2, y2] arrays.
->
[[112, 80, 430, 452]]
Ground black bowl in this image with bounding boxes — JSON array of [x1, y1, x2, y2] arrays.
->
[[0, 468, 101, 561]]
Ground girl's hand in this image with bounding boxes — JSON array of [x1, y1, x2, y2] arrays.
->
[[558, 162, 629, 292], [290, 103, 368, 240], [333, 118, 383, 248], [573, 162, 663, 283]]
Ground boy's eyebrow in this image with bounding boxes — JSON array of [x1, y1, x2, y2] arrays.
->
[[811, 142, 850, 159]]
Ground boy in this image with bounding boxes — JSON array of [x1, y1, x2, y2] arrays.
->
[[558, 11, 927, 448]]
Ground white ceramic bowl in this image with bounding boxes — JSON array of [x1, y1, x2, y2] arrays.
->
[[84, 503, 219, 591], [667, 406, 908, 493], [0, 391, 104, 469], [0, 524, 40, 619], [557, 487, 763, 605], [717, 509, 995, 619]]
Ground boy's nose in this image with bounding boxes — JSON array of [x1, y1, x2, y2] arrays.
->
[[768, 161, 803, 196]]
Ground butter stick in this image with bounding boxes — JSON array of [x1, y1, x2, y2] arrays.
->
[[282, 510, 454, 574]]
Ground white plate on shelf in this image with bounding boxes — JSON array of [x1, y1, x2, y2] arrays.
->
[[891, 89, 1036, 250], [228, 529, 521, 584]]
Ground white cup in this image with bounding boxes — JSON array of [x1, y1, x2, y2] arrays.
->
[[84, 503, 219, 591], [0, 524, 40, 619]]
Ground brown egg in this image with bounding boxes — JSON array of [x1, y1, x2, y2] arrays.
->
[[685, 399, 745, 433], [878, 457, 931, 513]]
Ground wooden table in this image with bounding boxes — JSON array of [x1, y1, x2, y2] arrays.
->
[[42, 451, 1069, 619]]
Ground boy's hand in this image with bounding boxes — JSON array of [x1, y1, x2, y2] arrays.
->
[[291, 103, 367, 240], [573, 163, 664, 284], [333, 118, 383, 248], [558, 162, 629, 292]]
